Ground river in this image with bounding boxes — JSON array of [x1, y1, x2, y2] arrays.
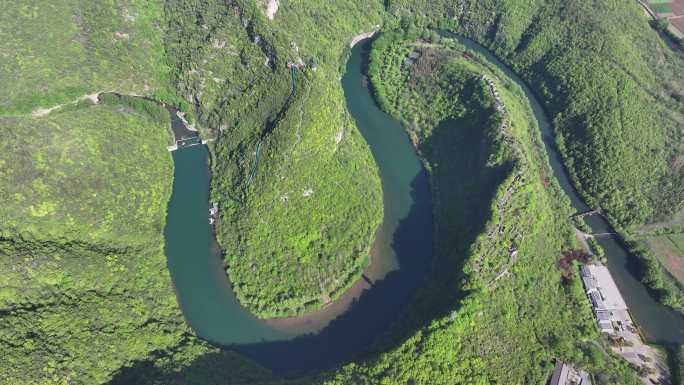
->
[[164, 40, 433, 372], [451, 35, 684, 345], [164, 34, 684, 374]]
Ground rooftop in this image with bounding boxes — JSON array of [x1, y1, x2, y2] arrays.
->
[[584, 264, 627, 310], [550, 360, 592, 385]]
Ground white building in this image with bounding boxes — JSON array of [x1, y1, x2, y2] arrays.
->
[[580, 264, 632, 334]]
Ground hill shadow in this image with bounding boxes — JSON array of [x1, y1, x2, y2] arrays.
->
[[377, 110, 513, 345], [108, 169, 434, 382], [107, 40, 512, 384]]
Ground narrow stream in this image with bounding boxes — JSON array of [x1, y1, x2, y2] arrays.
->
[[451, 35, 684, 344]]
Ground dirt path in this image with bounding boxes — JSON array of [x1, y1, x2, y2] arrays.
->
[[31, 92, 103, 117], [265, 0, 278, 20]]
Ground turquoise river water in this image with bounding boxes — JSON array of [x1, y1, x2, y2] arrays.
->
[[165, 40, 433, 372], [164, 36, 684, 373]]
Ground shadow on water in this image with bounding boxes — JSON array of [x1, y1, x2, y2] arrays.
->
[[109, 31, 684, 385], [225, 38, 436, 371], [108, 37, 515, 383], [110, 38, 434, 382], [443, 32, 684, 344], [108, 169, 433, 383], [381, 115, 513, 343], [233, 171, 432, 372]]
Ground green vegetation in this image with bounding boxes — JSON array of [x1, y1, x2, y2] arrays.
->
[[0, 0, 171, 116], [629, 214, 684, 314], [647, 234, 684, 284], [0, 100, 178, 384], [0, 102, 171, 247], [385, 0, 684, 314], [165, 0, 385, 317], [217, 72, 384, 317], [3, 0, 684, 384], [319, 29, 640, 385], [0, 94, 276, 385], [652, 3, 674, 14], [629, 240, 684, 313], [653, 18, 684, 50], [390, 0, 684, 229], [630, 204, 684, 314]]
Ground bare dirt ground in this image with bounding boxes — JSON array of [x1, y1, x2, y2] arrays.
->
[[667, 0, 684, 34], [670, 16, 684, 35], [31, 92, 102, 117], [264, 0, 278, 20], [646, 236, 684, 284], [613, 331, 671, 385], [350, 29, 379, 48]]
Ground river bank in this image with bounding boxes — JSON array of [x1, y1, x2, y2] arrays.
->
[[162, 39, 433, 372], [264, 227, 393, 333], [350, 30, 379, 48], [447, 33, 684, 344], [162, 29, 684, 376]]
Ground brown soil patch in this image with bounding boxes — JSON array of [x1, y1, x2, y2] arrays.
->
[[672, 0, 684, 16], [667, 253, 684, 278], [670, 16, 684, 35], [647, 236, 684, 284]]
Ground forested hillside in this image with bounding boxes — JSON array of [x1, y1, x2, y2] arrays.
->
[[0, 3, 266, 383], [165, 0, 385, 317], [325, 29, 640, 385], [0, 98, 182, 384], [1, 0, 683, 384], [385, 0, 684, 314], [389, 0, 684, 228]]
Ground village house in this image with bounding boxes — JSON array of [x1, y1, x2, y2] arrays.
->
[[549, 360, 592, 385], [580, 264, 632, 334]]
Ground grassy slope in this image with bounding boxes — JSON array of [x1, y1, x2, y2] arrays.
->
[[317, 31, 640, 385], [0, 102, 180, 385], [166, 0, 385, 317], [0, 3, 244, 384], [0, 102, 171, 247], [0, 90, 269, 385], [0, 0, 170, 116]]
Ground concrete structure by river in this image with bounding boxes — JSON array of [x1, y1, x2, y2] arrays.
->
[[581, 264, 632, 334], [550, 360, 592, 385], [581, 264, 670, 384]]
